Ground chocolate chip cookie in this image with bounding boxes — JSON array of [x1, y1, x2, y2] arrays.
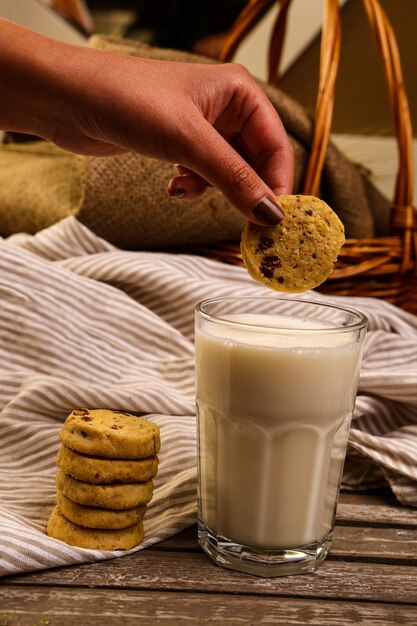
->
[[241, 195, 345, 293], [47, 505, 144, 550], [56, 444, 159, 484], [56, 469, 154, 510], [59, 408, 160, 459]]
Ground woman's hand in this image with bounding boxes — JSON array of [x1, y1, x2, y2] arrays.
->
[[0, 19, 293, 225]]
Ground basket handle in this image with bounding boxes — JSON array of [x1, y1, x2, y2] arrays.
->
[[361, 0, 415, 271], [221, 0, 340, 198], [220, 0, 277, 65], [220, 0, 415, 268], [300, 0, 341, 197]]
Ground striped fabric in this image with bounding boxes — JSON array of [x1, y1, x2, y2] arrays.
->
[[1, 216, 416, 576]]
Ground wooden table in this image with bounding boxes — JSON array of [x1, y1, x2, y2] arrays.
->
[[1, 490, 416, 625]]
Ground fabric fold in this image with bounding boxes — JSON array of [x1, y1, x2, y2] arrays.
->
[[1, 216, 416, 577]]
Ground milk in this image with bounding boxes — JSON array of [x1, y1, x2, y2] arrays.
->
[[196, 313, 362, 550]]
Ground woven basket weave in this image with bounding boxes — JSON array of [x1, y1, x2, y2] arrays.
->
[[199, 0, 417, 313]]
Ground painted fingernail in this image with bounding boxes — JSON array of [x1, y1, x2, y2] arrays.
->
[[252, 196, 284, 225], [169, 188, 186, 198]]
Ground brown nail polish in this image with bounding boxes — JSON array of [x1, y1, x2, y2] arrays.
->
[[252, 197, 284, 226], [170, 188, 186, 198]]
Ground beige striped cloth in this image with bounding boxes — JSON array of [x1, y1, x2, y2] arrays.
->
[[1, 216, 416, 577]]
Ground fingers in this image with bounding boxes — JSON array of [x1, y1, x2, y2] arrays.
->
[[174, 118, 285, 226], [237, 95, 294, 197], [167, 166, 284, 226], [167, 170, 208, 200], [209, 64, 293, 202], [167, 64, 293, 224], [168, 165, 212, 200]]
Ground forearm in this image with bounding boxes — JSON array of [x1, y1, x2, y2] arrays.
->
[[0, 18, 106, 143], [0, 18, 151, 152], [0, 18, 66, 138], [0, 18, 292, 222]]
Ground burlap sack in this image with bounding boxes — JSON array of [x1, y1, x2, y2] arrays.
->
[[0, 35, 390, 248]]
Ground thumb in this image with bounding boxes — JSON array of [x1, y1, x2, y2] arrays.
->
[[180, 121, 285, 226]]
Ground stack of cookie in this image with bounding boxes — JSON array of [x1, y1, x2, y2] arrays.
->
[[47, 408, 160, 550]]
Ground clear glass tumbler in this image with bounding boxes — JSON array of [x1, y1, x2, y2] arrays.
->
[[195, 296, 367, 577]]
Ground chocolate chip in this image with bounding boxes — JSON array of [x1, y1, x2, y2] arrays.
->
[[305, 209, 313, 216], [81, 416, 92, 422], [277, 277, 285, 284], [260, 264, 274, 278], [266, 255, 282, 267], [256, 236, 274, 253], [80, 430, 88, 438], [260, 254, 282, 279]]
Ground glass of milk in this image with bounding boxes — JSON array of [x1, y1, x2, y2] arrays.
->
[[195, 296, 367, 577]]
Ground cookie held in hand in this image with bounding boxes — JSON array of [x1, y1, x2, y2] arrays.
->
[[241, 195, 345, 293]]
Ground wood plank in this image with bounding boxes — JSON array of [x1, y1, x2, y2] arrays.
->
[[4, 551, 417, 604], [153, 524, 417, 561], [153, 490, 417, 554], [337, 493, 417, 527], [332, 525, 417, 561], [1, 586, 417, 626]]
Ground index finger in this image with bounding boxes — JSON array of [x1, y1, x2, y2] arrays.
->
[[238, 86, 294, 196]]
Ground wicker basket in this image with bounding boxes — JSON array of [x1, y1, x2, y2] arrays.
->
[[199, 0, 417, 313]]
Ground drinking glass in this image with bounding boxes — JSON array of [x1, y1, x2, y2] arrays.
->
[[195, 296, 367, 577]]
